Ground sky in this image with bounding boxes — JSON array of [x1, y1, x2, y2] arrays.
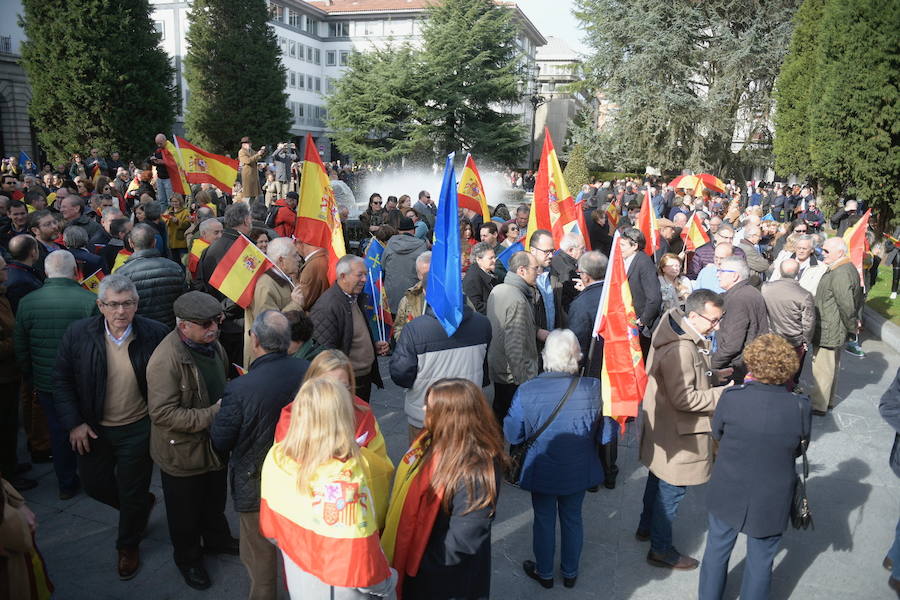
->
[[516, 0, 588, 55]]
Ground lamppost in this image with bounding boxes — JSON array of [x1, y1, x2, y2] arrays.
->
[[527, 64, 545, 170]]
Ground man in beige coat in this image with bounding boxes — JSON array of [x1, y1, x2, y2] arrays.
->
[[237, 136, 266, 203], [242, 238, 304, 368], [637, 289, 727, 570]]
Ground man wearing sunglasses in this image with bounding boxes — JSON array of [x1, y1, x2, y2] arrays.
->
[[147, 291, 236, 590]]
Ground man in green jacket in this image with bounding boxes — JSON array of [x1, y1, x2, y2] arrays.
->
[[810, 237, 863, 415], [14, 250, 98, 498]]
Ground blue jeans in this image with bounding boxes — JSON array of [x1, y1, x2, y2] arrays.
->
[[531, 490, 586, 579], [638, 471, 686, 557], [889, 515, 900, 579], [36, 391, 79, 493], [156, 176, 173, 207], [699, 512, 781, 600]]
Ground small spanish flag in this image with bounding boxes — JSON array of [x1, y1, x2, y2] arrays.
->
[[91, 163, 102, 186], [606, 200, 619, 231], [208, 234, 273, 308], [457, 154, 491, 221], [80, 269, 105, 294], [111, 248, 133, 273], [188, 238, 210, 276], [232, 363, 247, 376], [680, 211, 710, 252]]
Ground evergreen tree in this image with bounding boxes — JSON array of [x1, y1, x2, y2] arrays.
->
[[563, 143, 591, 193], [184, 0, 291, 154], [418, 0, 526, 165], [19, 0, 176, 164], [772, 0, 825, 179], [327, 46, 428, 165], [807, 0, 900, 221]]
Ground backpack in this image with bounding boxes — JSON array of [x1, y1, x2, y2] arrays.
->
[[264, 203, 280, 228]]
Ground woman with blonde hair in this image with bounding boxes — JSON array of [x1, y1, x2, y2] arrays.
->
[[259, 378, 397, 599], [383, 379, 507, 599], [274, 349, 394, 526], [658, 253, 693, 312]]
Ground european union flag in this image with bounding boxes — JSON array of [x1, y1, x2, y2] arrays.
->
[[496, 241, 524, 270], [425, 154, 463, 337]]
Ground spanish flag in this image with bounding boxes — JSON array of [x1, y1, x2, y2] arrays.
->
[[526, 128, 586, 250], [259, 449, 391, 588], [91, 163, 103, 186], [161, 141, 191, 196], [124, 175, 141, 200], [381, 434, 443, 598], [606, 199, 619, 231], [80, 269, 105, 294], [636, 187, 659, 258], [207, 234, 274, 308], [174, 136, 239, 193], [457, 154, 490, 221], [294, 134, 346, 282], [843, 208, 871, 286], [111, 249, 133, 273], [188, 238, 210, 277], [593, 230, 647, 431], [680, 211, 710, 252]]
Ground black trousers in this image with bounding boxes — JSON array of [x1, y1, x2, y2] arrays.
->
[[0, 380, 19, 479], [160, 468, 231, 567], [599, 436, 619, 484], [79, 416, 154, 549], [355, 371, 373, 403], [493, 382, 519, 425]]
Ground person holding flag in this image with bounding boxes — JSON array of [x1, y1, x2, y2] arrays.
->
[[150, 134, 174, 207], [619, 228, 662, 358]]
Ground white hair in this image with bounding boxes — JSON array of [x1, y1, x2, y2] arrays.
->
[[541, 329, 582, 375], [198, 218, 220, 236], [45, 250, 77, 279], [335, 254, 364, 277], [559, 232, 584, 252], [416, 251, 432, 268], [720, 256, 749, 281], [265, 237, 296, 262]]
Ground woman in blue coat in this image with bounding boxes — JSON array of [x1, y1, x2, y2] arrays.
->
[[503, 329, 603, 590], [698, 333, 811, 600]]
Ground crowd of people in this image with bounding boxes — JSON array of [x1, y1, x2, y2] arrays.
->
[[1, 142, 899, 600]]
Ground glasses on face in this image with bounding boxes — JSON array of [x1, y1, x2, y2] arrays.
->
[[509, 226, 519, 231], [188, 314, 225, 329], [696, 313, 723, 326], [372, 201, 381, 205], [533, 247, 554, 255], [716, 269, 736, 274], [100, 300, 137, 310]]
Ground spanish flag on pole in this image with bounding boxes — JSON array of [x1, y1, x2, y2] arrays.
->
[[636, 187, 659, 258], [295, 134, 345, 283], [843, 208, 871, 285], [111, 248, 133, 273], [80, 269, 105, 294], [161, 140, 191, 196], [457, 154, 490, 221], [680, 211, 710, 252], [593, 230, 647, 431], [174, 136, 239, 193], [207, 234, 274, 308], [187, 238, 210, 277], [606, 199, 619, 231], [526, 128, 586, 250]]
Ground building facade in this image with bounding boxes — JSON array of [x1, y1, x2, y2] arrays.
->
[[0, 0, 37, 162], [531, 36, 588, 166]]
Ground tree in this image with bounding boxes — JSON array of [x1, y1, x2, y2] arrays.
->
[[417, 0, 526, 165], [772, 0, 825, 179], [184, 0, 291, 154], [19, 0, 176, 164], [326, 46, 429, 165], [573, 0, 800, 178], [563, 143, 591, 193]]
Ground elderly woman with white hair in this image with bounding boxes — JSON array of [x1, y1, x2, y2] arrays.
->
[[503, 329, 603, 590]]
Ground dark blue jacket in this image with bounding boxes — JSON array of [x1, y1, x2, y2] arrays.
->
[[503, 372, 603, 495], [70, 247, 105, 279], [706, 381, 810, 538], [210, 352, 309, 512], [879, 368, 900, 478], [567, 280, 604, 376], [5, 260, 42, 313]]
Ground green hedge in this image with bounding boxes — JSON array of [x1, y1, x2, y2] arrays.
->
[[591, 171, 645, 182]]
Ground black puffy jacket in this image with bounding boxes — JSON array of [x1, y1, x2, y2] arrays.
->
[[116, 249, 186, 329], [54, 314, 169, 431], [209, 352, 309, 512]]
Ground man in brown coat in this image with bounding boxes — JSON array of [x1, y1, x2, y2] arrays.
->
[[242, 238, 304, 368], [237, 136, 266, 203], [295, 238, 329, 311], [637, 289, 727, 570], [762, 258, 815, 388]]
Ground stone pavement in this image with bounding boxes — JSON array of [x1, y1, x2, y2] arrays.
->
[[22, 333, 900, 599]]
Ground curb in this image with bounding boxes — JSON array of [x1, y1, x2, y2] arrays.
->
[[864, 305, 900, 352]]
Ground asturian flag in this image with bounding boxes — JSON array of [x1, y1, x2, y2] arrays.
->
[[363, 237, 393, 342]]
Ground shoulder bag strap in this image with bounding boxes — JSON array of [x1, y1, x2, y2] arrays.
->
[[523, 376, 581, 448], [798, 398, 809, 479]]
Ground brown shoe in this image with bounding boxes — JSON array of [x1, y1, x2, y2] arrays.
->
[[118, 547, 140, 580], [646, 549, 699, 570], [890, 575, 900, 593]]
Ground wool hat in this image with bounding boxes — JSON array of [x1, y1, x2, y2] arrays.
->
[[173, 291, 222, 321]]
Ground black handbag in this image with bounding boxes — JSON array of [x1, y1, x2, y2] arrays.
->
[[790, 400, 813, 530], [505, 376, 580, 486]]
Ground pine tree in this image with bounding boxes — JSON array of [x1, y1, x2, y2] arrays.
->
[[772, 0, 825, 179], [563, 143, 591, 193], [19, 0, 176, 164], [184, 0, 291, 154], [418, 0, 526, 165]]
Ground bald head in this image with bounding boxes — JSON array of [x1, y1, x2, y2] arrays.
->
[[714, 243, 734, 260], [780, 258, 800, 279], [155, 133, 166, 147]]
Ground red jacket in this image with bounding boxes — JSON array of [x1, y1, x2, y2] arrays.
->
[[273, 199, 296, 238]]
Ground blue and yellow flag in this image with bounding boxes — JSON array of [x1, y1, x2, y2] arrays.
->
[[363, 237, 392, 342]]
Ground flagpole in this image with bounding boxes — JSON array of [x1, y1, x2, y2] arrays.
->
[[239, 233, 295, 287], [378, 272, 387, 342], [368, 269, 382, 342]]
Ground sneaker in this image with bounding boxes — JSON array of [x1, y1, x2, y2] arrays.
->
[[844, 340, 865, 358], [891, 292, 897, 300]]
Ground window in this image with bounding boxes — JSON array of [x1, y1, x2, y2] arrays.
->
[[0, 36, 10, 53], [305, 18, 317, 35], [325, 78, 335, 94], [297, 74, 305, 90], [289, 72, 296, 88], [153, 21, 165, 40], [339, 51, 350, 66], [288, 9, 301, 27], [297, 104, 305, 120], [385, 19, 411, 36], [306, 46, 314, 62], [297, 43, 305, 61], [315, 77, 321, 92], [328, 22, 350, 37], [268, 3, 284, 21], [326, 50, 336, 66], [314, 49, 321, 65], [307, 75, 314, 90], [288, 41, 297, 58], [364, 21, 381, 36]]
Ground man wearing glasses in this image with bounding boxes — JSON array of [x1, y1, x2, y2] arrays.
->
[[529, 229, 556, 338], [412, 189, 436, 231], [147, 291, 237, 590], [688, 224, 746, 280], [54, 274, 168, 581], [637, 289, 727, 570]]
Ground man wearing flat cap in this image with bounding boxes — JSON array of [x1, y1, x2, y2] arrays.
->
[[147, 291, 236, 590], [237, 136, 266, 203]]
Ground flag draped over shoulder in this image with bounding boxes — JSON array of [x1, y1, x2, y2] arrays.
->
[[593, 230, 648, 430], [295, 134, 346, 283], [174, 136, 239, 193], [188, 238, 210, 277], [259, 449, 391, 589], [843, 208, 871, 285], [381, 435, 443, 599], [636, 188, 659, 258], [111, 248, 133, 273], [457, 154, 490, 221], [526, 128, 586, 250], [425, 154, 463, 337], [80, 269, 104, 294], [207, 234, 274, 308], [680, 212, 710, 252], [363, 237, 393, 342]]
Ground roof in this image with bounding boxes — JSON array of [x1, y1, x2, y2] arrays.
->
[[536, 36, 581, 62]]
